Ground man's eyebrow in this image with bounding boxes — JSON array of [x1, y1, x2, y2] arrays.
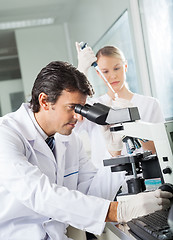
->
[[65, 103, 77, 106]]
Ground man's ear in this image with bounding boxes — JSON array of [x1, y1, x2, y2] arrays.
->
[[38, 93, 50, 110]]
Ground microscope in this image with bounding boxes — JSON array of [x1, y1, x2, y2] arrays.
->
[[75, 103, 173, 194], [75, 102, 173, 239]]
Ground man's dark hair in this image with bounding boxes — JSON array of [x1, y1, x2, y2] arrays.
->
[[30, 61, 94, 113]]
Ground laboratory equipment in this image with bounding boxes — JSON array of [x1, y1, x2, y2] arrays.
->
[[127, 184, 173, 239], [75, 102, 173, 239], [113, 120, 173, 185], [127, 208, 173, 240], [168, 205, 173, 233], [79, 42, 118, 98], [75, 102, 173, 186], [75, 102, 140, 125], [103, 151, 163, 194]]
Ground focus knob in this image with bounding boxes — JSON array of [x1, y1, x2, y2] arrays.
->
[[163, 167, 172, 174]]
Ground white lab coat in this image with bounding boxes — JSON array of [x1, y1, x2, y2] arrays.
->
[[0, 103, 125, 240]]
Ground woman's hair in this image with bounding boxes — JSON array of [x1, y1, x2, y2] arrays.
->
[[30, 61, 94, 113], [96, 46, 126, 63]]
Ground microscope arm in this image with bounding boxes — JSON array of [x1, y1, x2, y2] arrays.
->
[[119, 121, 173, 184]]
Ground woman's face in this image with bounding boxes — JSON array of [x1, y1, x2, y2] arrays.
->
[[97, 55, 127, 93]]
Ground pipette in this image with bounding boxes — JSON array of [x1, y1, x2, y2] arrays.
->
[[79, 42, 118, 98]]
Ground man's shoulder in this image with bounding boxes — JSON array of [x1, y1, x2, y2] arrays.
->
[[0, 103, 36, 140]]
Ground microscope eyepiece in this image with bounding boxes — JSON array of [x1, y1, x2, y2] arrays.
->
[[75, 103, 109, 125], [75, 104, 91, 117]]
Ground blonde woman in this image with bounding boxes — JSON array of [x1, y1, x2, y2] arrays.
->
[[75, 43, 165, 167]]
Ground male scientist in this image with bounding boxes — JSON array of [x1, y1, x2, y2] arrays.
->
[[0, 61, 172, 240]]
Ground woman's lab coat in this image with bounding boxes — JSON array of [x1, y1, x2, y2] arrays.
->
[[0, 103, 125, 240]]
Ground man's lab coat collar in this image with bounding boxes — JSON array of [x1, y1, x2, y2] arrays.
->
[[15, 104, 71, 164], [12, 103, 56, 162], [12, 103, 40, 141], [56, 133, 72, 143], [21, 103, 72, 143]]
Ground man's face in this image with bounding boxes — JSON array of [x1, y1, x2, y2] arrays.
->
[[45, 90, 86, 136]]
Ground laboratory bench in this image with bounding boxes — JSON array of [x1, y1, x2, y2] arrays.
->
[[104, 222, 137, 240]]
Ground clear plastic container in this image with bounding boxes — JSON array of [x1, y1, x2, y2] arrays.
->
[[145, 178, 162, 191]]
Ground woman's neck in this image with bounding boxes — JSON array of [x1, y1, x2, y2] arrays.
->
[[107, 85, 134, 101]]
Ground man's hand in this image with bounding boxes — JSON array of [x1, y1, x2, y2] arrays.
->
[[117, 189, 173, 223], [106, 190, 173, 223]]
